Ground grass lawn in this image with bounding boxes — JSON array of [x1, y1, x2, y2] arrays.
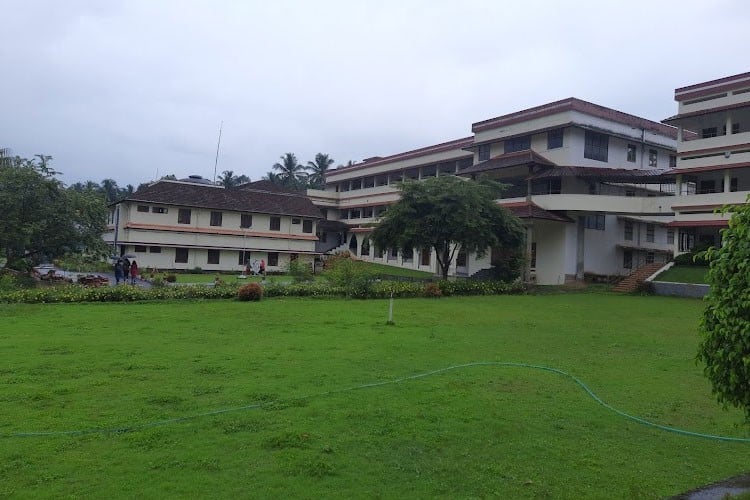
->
[[655, 265, 710, 284], [1, 294, 748, 498]]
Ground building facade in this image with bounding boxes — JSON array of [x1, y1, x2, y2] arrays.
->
[[663, 71, 750, 252], [312, 98, 679, 284], [104, 179, 322, 272]]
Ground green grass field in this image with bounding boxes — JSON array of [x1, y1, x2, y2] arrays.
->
[[655, 265, 710, 284], [1, 294, 748, 498]]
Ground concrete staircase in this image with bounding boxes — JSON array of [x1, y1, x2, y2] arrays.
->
[[612, 263, 665, 293]]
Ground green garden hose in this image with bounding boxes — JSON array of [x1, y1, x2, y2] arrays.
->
[[4, 361, 750, 442]]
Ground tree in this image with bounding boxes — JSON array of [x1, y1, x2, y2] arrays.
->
[[262, 171, 283, 184], [218, 170, 240, 188], [100, 178, 119, 203], [697, 200, 750, 421], [0, 156, 107, 268], [272, 153, 307, 188], [306, 153, 334, 189], [371, 176, 525, 279]]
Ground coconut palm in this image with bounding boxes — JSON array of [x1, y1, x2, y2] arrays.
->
[[272, 153, 307, 188], [306, 153, 334, 189], [100, 178, 119, 203], [218, 170, 240, 188]]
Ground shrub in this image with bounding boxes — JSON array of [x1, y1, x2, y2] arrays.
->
[[287, 259, 313, 283], [189, 267, 203, 274], [423, 282, 442, 298], [323, 256, 376, 297], [237, 282, 263, 301], [164, 274, 177, 283]]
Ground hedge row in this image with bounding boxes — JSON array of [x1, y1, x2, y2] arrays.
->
[[0, 279, 525, 304]]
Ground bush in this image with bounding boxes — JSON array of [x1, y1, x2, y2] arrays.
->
[[287, 259, 313, 283], [189, 267, 203, 274], [423, 282, 442, 298], [237, 282, 263, 301], [164, 274, 177, 283], [674, 242, 713, 266], [323, 256, 376, 297]]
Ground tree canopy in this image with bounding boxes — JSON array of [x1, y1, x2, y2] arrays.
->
[[370, 176, 525, 279], [697, 199, 750, 421], [272, 153, 308, 189], [0, 155, 108, 268], [306, 153, 335, 189], [264, 152, 336, 190]]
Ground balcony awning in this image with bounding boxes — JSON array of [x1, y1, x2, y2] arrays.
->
[[665, 220, 729, 227], [458, 150, 556, 176], [527, 166, 675, 183], [500, 201, 574, 223]]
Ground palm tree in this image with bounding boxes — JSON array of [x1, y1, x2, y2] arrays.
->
[[100, 178, 119, 203], [306, 153, 334, 189], [262, 172, 283, 184], [218, 170, 239, 188], [272, 153, 307, 188]]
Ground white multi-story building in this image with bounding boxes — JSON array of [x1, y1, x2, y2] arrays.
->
[[104, 178, 322, 272], [663, 71, 750, 252], [312, 98, 679, 285]]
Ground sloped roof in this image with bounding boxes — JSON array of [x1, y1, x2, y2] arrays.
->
[[500, 201, 574, 223], [527, 166, 674, 182], [123, 180, 323, 218], [458, 150, 557, 176]]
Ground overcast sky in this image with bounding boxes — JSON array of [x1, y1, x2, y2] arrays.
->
[[2, 0, 749, 187]]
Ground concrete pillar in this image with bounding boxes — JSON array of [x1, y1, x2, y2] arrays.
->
[[576, 217, 585, 280], [724, 170, 731, 193], [677, 126, 683, 142], [676, 174, 683, 196], [524, 225, 534, 282], [726, 114, 733, 135]]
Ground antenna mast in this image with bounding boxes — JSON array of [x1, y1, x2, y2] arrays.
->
[[213, 121, 223, 184]]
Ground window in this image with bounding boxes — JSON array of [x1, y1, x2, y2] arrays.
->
[[478, 144, 491, 161], [420, 248, 431, 266], [134, 245, 147, 252], [351, 178, 362, 190], [270, 216, 281, 231], [150, 246, 161, 253], [547, 129, 563, 149], [584, 131, 609, 162], [175, 248, 188, 263], [389, 248, 398, 259], [375, 246, 383, 258], [137, 205, 149, 213], [627, 144, 637, 163], [456, 251, 467, 267], [292, 218, 301, 225], [504, 135, 531, 153], [624, 221, 633, 241], [646, 252, 655, 264], [361, 238, 370, 256], [623, 250, 633, 270], [667, 229, 675, 245], [648, 149, 658, 168], [376, 174, 389, 186], [362, 207, 373, 218], [241, 213, 253, 228], [153, 206, 168, 214], [238, 250, 249, 265], [178, 208, 191, 224], [302, 220, 313, 233], [402, 248, 413, 262], [458, 157, 473, 170], [585, 214, 605, 230], [207, 249, 220, 264], [405, 169, 419, 181], [350, 209, 361, 219], [702, 127, 717, 138], [210, 211, 223, 227], [669, 155, 677, 169], [646, 224, 655, 243], [267, 252, 279, 266], [699, 180, 716, 194]]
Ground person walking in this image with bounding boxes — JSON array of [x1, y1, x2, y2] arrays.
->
[[114, 259, 124, 284], [130, 260, 139, 284], [123, 259, 130, 282]]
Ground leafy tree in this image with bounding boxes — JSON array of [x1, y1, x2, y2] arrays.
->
[[218, 170, 239, 188], [371, 176, 525, 279], [262, 171, 283, 184], [100, 178, 119, 203], [0, 156, 107, 268], [306, 153, 334, 189], [272, 153, 307, 188], [697, 200, 750, 421]]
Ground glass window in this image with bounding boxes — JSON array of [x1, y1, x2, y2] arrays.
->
[[584, 131, 609, 162], [210, 211, 222, 227], [152, 206, 168, 214], [238, 250, 249, 265], [420, 248, 431, 266], [648, 149, 658, 168], [241, 213, 252, 228], [585, 214, 605, 230], [270, 216, 281, 231], [624, 221, 633, 241], [547, 129, 563, 149], [402, 248, 413, 262], [646, 252, 655, 264], [149, 246, 161, 253], [504, 135, 531, 153], [267, 252, 279, 266], [207, 249, 220, 264], [702, 127, 717, 138], [478, 144, 491, 161], [667, 229, 675, 245], [302, 220, 313, 233], [137, 205, 149, 212], [175, 248, 188, 263], [178, 208, 191, 224], [627, 144, 637, 163], [456, 251, 467, 267], [351, 179, 362, 190], [646, 224, 655, 243], [134, 245, 147, 252], [292, 218, 301, 225], [623, 250, 633, 269]]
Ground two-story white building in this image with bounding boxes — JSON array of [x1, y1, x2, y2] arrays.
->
[[311, 98, 680, 285], [104, 178, 322, 272], [663, 71, 750, 252]]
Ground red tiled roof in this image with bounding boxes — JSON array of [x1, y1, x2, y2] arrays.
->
[[124, 180, 323, 218], [458, 150, 556, 176], [500, 201, 574, 223]]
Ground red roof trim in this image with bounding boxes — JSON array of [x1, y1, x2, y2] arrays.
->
[[678, 142, 750, 157], [666, 220, 729, 228], [328, 137, 474, 175], [670, 161, 750, 175], [663, 101, 750, 123], [675, 72, 750, 101], [472, 97, 677, 138]]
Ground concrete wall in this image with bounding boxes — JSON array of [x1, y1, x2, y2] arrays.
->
[[651, 281, 709, 298]]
